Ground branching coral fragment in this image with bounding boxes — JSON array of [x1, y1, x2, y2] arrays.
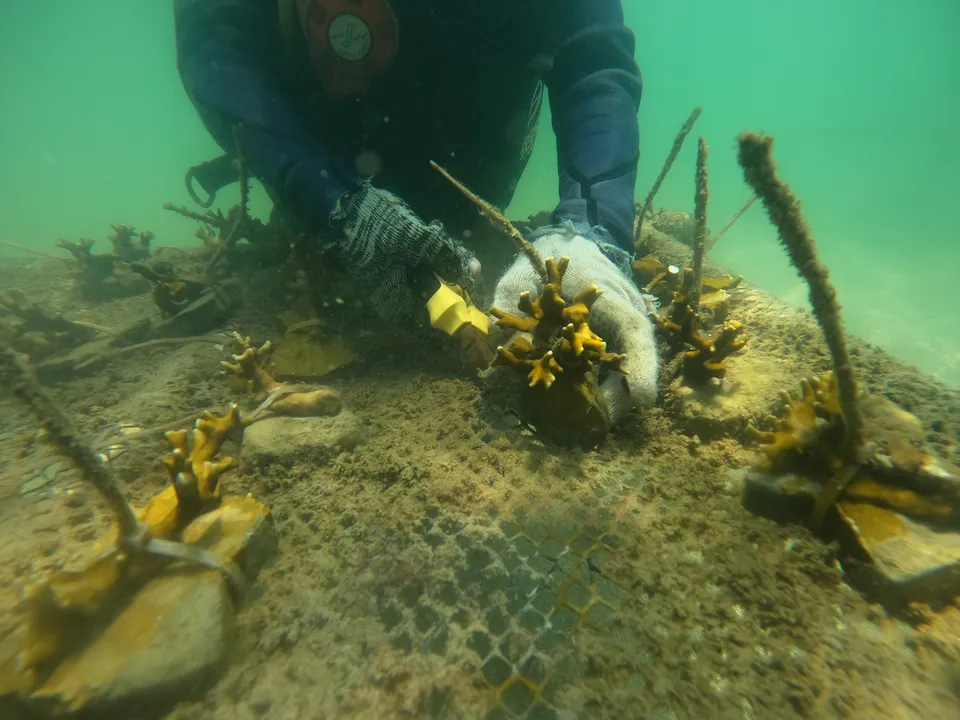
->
[[129, 262, 210, 317], [650, 268, 746, 383], [55, 238, 98, 265], [137, 405, 242, 539], [163, 405, 239, 503], [221, 332, 279, 394], [491, 256, 626, 392], [55, 226, 154, 301], [221, 330, 343, 423], [632, 254, 741, 300], [747, 371, 864, 529], [194, 224, 221, 258], [748, 373, 844, 473], [530, 351, 563, 389], [108, 224, 153, 261], [55, 238, 116, 282], [492, 296, 539, 333], [684, 320, 747, 382], [163, 199, 285, 272]]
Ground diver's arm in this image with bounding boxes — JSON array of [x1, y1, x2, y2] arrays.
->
[[173, 0, 356, 229], [544, 0, 643, 249]]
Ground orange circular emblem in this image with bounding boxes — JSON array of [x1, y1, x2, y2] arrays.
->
[[296, 0, 399, 97]]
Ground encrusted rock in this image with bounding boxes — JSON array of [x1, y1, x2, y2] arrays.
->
[[28, 571, 231, 717], [269, 324, 356, 381], [835, 501, 960, 606], [670, 351, 794, 441], [4, 495, 273, 718], [742, 470, 821, 524], [241, 412, 365, 468], [182, 495, 276, 579], [744, 470, 960, 608]]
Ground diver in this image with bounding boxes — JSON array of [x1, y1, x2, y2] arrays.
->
[[173, 0, 658, 421]]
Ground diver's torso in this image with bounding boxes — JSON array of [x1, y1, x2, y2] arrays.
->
[[287, 0, 551, 228]]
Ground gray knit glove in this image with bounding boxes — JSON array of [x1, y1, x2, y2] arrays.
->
[[491, 225, 659, 421], [329, 183, 478, 319]]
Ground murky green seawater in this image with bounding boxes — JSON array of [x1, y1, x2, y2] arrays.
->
[[2, 1, 957, 383], [1, 3, 959, 719]]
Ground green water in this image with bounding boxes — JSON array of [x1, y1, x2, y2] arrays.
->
[[1, 1, 957, 384]]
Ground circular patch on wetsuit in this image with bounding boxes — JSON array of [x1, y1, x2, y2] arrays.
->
[[327, 13, 372, 61]]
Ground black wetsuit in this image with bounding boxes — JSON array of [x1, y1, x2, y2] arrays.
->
[[174, 0, 643, 247]]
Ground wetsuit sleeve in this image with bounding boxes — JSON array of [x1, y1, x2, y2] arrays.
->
[[173, 0, 356, 230], [544, 0, 642, 249]]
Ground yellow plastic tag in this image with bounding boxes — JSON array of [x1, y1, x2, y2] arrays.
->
[[426, 280, 490, 336]]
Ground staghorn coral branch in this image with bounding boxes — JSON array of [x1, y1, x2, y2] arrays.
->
[[634, 106, 703, 250], [0, 343, 143, 541], [705, 194, 757, 252], [430, 160, 548, 284], [690, 137, 709, 313], [737, 132, 863, 457]]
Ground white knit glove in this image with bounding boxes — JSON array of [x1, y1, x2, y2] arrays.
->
[[491, 226, 659, 420]]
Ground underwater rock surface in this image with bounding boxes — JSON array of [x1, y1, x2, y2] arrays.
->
[[11, 496, 274, 718], [670, 349, 793, 441], [29, 571, 232, 717], [241, 412, 365, 468], [744, 471, 960, 608], [182, 495, 277, 580]]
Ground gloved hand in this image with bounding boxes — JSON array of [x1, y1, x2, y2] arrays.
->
[[329, 183, 480, 319], [491, 224, 659, 422]]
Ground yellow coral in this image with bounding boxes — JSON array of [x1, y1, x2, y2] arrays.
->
[[221, 332, 279, 394], [563, 320, 605, 356], [650, 268, 746, 383], [138, 405, 240, 539], [702, 275, 743, 292], [683, 319, 747, 382], [632, 254, 742, 299], [747, 372, 845, 475], [2, 555, 126, 692], [491, 256, 626, 391], [632, 254, 665, 279], [529, 351, 563, 389], [0, 406, 243, 691], [745, 372, 950, 531], [164, 404, 238, 501]]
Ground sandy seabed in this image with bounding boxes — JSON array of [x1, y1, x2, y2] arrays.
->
[[1, 247, 959, 720]]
